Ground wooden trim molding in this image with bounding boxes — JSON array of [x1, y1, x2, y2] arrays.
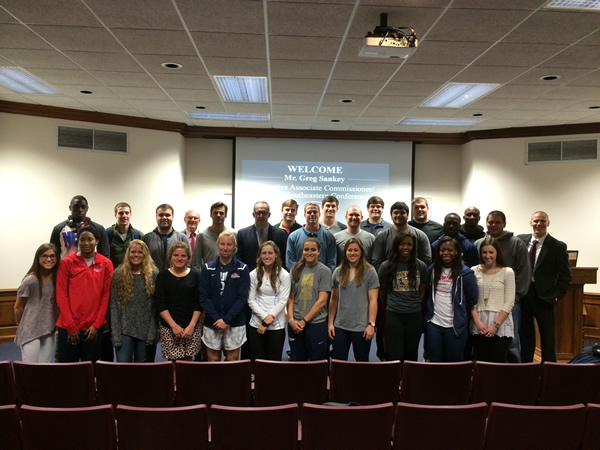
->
[[2, 100, 599, 144], [584, 292, 600, 341], [0, 289, 17, 344]]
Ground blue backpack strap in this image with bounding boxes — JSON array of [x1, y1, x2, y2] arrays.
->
[[133, 229, 140, 239], [106, 226, 114, 242]]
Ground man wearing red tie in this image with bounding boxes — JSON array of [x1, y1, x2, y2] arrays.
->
[[518, 211, 572, 362], [183, 209, 201, 263]]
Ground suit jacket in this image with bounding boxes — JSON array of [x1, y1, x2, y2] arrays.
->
[[517, 233, 572, 303], [236, 223, 288, 271]]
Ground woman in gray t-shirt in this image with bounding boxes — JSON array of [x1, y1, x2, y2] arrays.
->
[[287, 238, 332, 361], [14, 243, 60, 362], [329, 238, 379, 361], [378, 233, 427, 361]]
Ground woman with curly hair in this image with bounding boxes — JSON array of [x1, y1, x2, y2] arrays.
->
[[328, 238, 379, 361], [247, 240, 291, 361], [110, 239, 158, 362], [377, 233, 428, 361], [14, 243, 60, 363], [154, 241, 202, 361]]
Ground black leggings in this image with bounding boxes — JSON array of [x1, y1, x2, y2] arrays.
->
[[384, 310, 424, 361], [473, 335, 512, 363], [247, 326, 286, 361]]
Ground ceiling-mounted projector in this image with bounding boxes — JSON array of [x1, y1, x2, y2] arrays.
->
[[359, 13, 418, 59]]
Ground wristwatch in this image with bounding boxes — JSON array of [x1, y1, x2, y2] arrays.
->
[[369, 322, 376, 327]]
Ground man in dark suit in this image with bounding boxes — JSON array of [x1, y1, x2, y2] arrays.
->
[[236, 201, 288, 271], [518, 211, 572, 362]]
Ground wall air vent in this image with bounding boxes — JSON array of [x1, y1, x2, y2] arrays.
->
[[526, 139, 597, 164], [58, 126, 128, 153]]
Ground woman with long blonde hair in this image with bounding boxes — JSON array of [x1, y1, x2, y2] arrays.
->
[[110, 239, 158, 362]]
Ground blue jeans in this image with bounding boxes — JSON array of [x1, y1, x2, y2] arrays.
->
[[57, 327, 102, 363], [115, 335, 147, 363], [425, 322, 467, 362], [332, 327, 371, 362], [507, 302, 522, 363], [288, 321, 328, 361]]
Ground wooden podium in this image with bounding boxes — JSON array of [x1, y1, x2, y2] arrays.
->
[[534, 267, 598, 362]]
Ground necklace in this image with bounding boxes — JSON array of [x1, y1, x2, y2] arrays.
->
[[482, 267, 499, 308]]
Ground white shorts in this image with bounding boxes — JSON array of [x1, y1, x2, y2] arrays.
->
[[202, 325, 247, 351]]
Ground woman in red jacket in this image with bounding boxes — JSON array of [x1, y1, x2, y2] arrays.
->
[[56, 225, 113, 362]]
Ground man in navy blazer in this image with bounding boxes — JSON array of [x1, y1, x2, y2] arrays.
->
[[518, 211, 572, 362], [236, 201, 288, 271]]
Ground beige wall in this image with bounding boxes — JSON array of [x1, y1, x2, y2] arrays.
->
[[0, 113, 186, 289], [1, 112, 597, 292]]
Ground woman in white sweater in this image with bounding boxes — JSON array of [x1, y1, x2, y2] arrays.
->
[[471, 237, 516, 362], [247, 240, 291, 361]]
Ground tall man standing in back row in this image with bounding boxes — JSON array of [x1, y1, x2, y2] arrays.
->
[[320, 195, 347, 234], [360, 196, 392, 236], [408, 197, 444, 244], [106, 202, 144, 268], [518, 211, 571, 362]]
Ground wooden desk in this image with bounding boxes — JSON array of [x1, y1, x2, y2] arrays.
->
[[534, 267, 597, 362]]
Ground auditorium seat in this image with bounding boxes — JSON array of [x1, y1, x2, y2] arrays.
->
[[13, 361, 95, 407], [116, 404, 208, 450], [0, 361, 16, 405], [20, 404, 117, 450], [582, 403, 600, 450], [0, 404, 22, 450], [175, 360, 252, 406], [400, 361, 472, 405], [253, 359, 328, 406], [301, 402, 395, 450], [538, 362, 600, 406], [483, 402, 586, 450], [210, 404, 299, 450], [329, 360, 401, 405], [470, 361, 541, 405], [393, 402, 488, 450], [95, 361, 174, 407]]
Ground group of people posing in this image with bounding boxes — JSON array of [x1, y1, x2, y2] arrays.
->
[[14, 193, 571, 366]]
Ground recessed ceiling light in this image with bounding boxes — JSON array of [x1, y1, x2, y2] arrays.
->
[[331, 119, 341, 122], [338, 99, 354, 104], [544, 0, 600, 11], [80, 90, 93, 94], [188, 111, 270, 121], [214, 76, 268, 103], [161, 62, 182, 69], [472, 113, 484, 117], [195, 105, 206, 110], [589, 105, 600, 109], [398, 117, 481, 126], [422, 83, 500, 108], [0, 67, 60, 94], [540, 75, 560, 81]]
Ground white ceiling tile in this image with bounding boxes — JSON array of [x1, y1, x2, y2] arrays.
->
[[0, 49, 79, 69], [269, 36, 340, 61], [166, 89, 221, 102], [177, 0, 265, 34], [540, 86, 600, 101], [191, 32, 266, 59], [0, 0, 101, 26], [203, 58, 267, 76], [26, 68, 103, 86], [540, 45, 600, 69], [504, 11, 600, 45], [124, 99, 179, 110], [271, 78, 327, 93], [151, 73, 212, 90], [404, 40, 493, 66], [85, 0, 184, 29], [473, 43, 567, 67], [88, 71, 157, 88], [0, 24, 53, 50], [30, 25, 122, 53], [112, 29, 197, 55], [453, 65, 529, 84], [109, 87, 170, 100], [65, 51, 143, 72], [271, 93, 322, 105], [514, 98, 579, 111]]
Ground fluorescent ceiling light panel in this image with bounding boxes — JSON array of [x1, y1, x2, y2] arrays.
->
[[544, 0, 600, 10], [188, 112, 270, 121], [422, 82, 499, 108], [0, 67, 60, 94], [398, 117, 481, 126], [214, 76, 268, 103]]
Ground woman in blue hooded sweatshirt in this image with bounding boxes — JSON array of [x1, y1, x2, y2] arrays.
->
[[424, 236, 478, 362]]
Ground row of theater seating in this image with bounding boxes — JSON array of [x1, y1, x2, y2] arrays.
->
[[2, 359, 600, 408], [1, 401, 599, 450]]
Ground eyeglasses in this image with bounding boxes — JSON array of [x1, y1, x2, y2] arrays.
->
[[40, 255, 57, 260]]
